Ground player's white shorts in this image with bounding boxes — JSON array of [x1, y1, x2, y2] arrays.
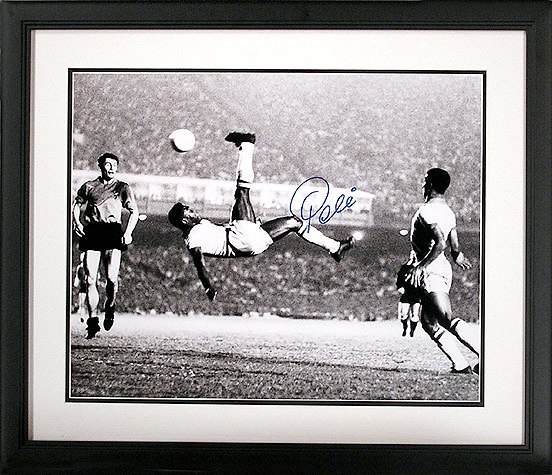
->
[[398, 302, 421, 322], [422, 254, 452, 293], [228, 220, 273, 256]]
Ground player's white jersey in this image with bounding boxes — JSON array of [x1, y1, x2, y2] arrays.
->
[[410, 199, 456, 260], [186, 219, 272, 258], [186, 220, 229, 256]]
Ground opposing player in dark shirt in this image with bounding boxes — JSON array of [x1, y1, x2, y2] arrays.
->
[[72, 152, 139, 339]]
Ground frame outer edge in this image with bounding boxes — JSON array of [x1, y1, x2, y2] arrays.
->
[[1, 1, 551, 473], [1, 2, 25, 471], [529, 2, 552, 468]]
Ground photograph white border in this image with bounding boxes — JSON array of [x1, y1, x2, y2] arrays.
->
[[29, 29, 525, 444]]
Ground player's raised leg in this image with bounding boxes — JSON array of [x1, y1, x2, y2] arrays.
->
[[103, 248, 122, 331], [231, 187, 256, 223], [261, 215, 355, 262], [233, 138, 255, 187], [224, 131, 354, 261], [83, 250, 102, 339], [297, 219, 355, 262], [226, 133, 257, 223], [261, 216, 302, 241]]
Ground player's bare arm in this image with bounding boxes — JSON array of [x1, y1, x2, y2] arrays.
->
[[71, 199, 85, 238], [122, 206, 139, 245], [448, 227, 472, 269], [406, 223, 446, 287], [189, 246, 217, 301], [121, 186, 139, 246]]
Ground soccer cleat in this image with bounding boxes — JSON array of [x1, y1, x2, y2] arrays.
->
[[472, 363, 479, 374], [402, 329, 407, 337], [451, 366, 473, 374], [85, 317, 101, 339], [103, 304, 115, 331], [330, 236, 355, 263], [225, 131, 256, 146]]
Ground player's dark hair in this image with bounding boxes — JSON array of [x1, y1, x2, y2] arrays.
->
[[168, 202, 190, 229], [98, 152, 119, 165], [426, 168, 451, 194]]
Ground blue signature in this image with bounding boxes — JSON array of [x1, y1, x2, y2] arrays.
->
[[289, 176, 357, 232]]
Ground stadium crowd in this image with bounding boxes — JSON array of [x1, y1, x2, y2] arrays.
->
[[72, 72, 482, 227]]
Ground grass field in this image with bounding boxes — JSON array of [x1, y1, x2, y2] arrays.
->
[[71, 216, 481, 402], [70, 313, 480, 402]]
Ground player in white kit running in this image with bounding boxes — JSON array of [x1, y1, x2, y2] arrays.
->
[[406, 168, 480, 374], [168, 132, 355, 301]]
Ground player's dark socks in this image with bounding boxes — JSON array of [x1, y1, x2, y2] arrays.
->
[[450, 366, 473, 374], [330, 236, 355, 263], [103, 304, 115, 331], [402, 329, 407, 337], [225, 131, 256, 146], [410, 322, 417, 337], [85, 317, 101, 339]]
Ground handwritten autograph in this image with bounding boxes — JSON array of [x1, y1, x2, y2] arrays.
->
[[290, 176, 357, 232]]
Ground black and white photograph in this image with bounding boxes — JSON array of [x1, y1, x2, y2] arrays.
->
[[69, 70, 483, 403]]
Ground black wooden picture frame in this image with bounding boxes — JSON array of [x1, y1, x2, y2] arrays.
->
[[1, 1, 550, 473]]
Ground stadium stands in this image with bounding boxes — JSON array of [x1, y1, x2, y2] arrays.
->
[[71, 72, 482, 228]]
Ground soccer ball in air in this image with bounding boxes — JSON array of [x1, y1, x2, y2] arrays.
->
[[169, 129, 196, 152]]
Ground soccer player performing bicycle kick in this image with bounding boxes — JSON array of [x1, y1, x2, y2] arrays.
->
[[168, 132, 355, 301]]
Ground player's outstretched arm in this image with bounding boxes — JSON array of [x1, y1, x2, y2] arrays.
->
[[449, 227, 472, 270], [189, 247, 217, 301]]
